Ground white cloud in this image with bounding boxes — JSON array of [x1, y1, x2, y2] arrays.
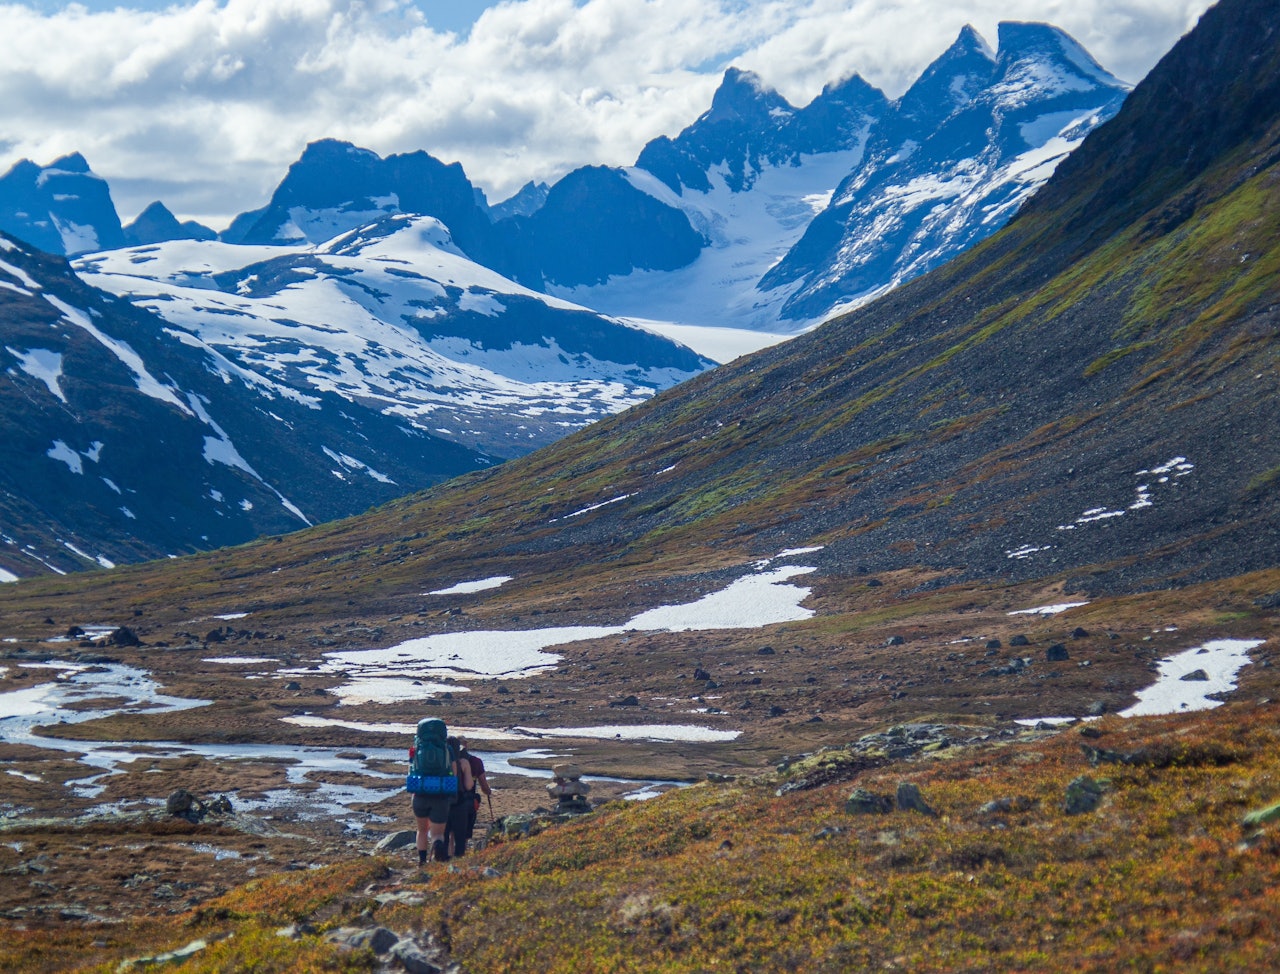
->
[[0, 0, 1211, 227]]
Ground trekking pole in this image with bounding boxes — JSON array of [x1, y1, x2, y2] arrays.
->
[[487, 793, 495, 824]]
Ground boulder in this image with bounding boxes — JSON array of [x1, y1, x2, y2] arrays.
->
[[106, 626, 141, 647], [326, 926, 399, 955], [895, 782, 938, 817], [1063, 775, 1106, 815], [374, 830, 417, 853], [845, 788, 894, 815], [609, 695, 640, 708], [390, 939, 446, 974], [165, 789, 196, 816], [1046, 644, 1070, 662], [1180, 669, 1210, 682], [1010, 634, 1030, 647]]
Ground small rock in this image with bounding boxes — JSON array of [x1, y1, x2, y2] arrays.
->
[[985, 639, 1002, 650], [978, 796, 1034, 816], [693, 668, 711, 681], [885, 636, 905, 647], [1242, 802, 1280, 828], [208, 794, 234, 815], [758, 646, 776, 655], [1180, 669, 1210, 682], [609, 695, 640, 708], [1071, 627, 1089, 639], [1046, 644, 1070, 662], [1010, 634, 1030, 647], [117, 937, 211, 971], [374, 892, 426, 907]]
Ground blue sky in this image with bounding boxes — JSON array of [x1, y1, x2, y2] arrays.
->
[[0, 0, 1213, 227]]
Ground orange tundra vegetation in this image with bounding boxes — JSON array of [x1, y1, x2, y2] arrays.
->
[[12, 700, 1275, 973]]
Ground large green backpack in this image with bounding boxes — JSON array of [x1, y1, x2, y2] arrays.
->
[[406, 718, 457, 794]]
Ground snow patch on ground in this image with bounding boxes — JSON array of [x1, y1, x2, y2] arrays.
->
[[202, 657, 280, 665], [1008, 602, 1090, 616], [321, 562, 817, 697], [1018, 638, 1265, 725], [46, 440, 84, 474], [1118, 639, 1263, 717], [7, 346, 67, 402], [428, 576, 512, 596], [511, 724, 739, 743]]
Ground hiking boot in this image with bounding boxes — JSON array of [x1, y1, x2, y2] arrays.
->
[[432, 839, 448, 863]]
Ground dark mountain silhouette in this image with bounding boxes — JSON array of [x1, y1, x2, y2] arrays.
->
[[122, 201, 216, 246]]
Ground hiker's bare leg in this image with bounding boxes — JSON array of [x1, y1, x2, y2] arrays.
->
[[415, 815, 433, 855]]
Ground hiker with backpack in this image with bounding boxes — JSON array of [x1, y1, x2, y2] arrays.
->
[[445, 736, 492, 855], [443, 736, 478, 858], [407, 717, 473, 865], [456, 737, 492, 844]]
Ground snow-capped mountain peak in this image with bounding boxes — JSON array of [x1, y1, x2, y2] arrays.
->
[[0, 153, 125, 256], [700, 67, 793, 125], [895, 24, 998, 127]]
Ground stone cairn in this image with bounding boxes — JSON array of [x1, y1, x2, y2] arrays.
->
[[546, 763, 592, 814]]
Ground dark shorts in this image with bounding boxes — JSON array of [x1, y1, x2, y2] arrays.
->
[[412, 792, 451, 824]]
